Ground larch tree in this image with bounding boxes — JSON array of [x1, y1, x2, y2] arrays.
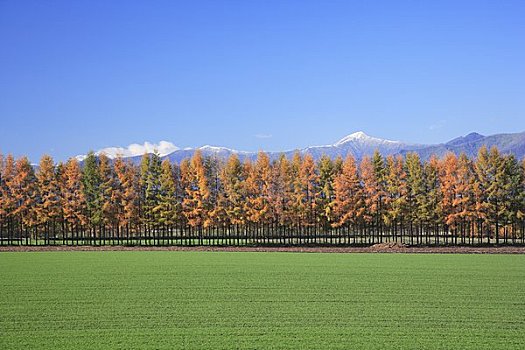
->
[[172, 162, 185, 225], [181, 150, 211, 227], [0, 155, 17, 229], [522, 158, 525, 218], [298, 154, 320, 226], [332, 156, 344, 176], [332, 154, 363, 227], [500, 155, 525, 224], [360, 156, 380, 225], [317, 155, 336, 226], [12, 157, 38, 230], [473, 145, 492, 237], [144, 152, 162, 225], [35, 155, 62, 229], [405, 152, 426, 223], [62, 158, 88, 229], [99, 154, 119, 229], [485, 147, 506, 240], [372, 151, 388, 223], [421, 155, 442, 224], [206, 156, 226, 227], [244, 151, 273, 224], [272, 154, 294, 226], [0, 153, 4, 225], [1, 142, 525, 248], [384, 155, 407, 226], [154, 159, 181, 227], [114, 157, 139, 229], [82, 152, 102, 227], [289, 152, 304, 225], [452, 153, 477, 225], [439, 152, 458, 228], [220, 154, 246, 225], [139, 153, 150, 225]]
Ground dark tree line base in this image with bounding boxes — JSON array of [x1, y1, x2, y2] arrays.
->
[[1, 221, 524, 247]]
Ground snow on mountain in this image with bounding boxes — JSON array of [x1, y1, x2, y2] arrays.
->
[[75, 141, 179, 161], [75, 131, 525, 165], [334, 131, 401, 146], [197, 145, 249, 154], [303, 131, 420, 160], [75, 132, 421, 163], [160, 131, 419, 163]]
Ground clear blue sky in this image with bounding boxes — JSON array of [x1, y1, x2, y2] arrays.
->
[[1, 0, 524, 161]]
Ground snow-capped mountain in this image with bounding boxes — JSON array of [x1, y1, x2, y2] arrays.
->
[[293, 131, 423, 160], [77, 131, 420, 164], [75, 141, 179, 161], [76, 130, 525, 164]]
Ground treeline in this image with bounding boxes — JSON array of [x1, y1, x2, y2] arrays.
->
[[0, 146, 524, 246]]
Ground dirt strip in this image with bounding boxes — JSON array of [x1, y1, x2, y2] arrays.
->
[[1, 244, 525, 254]]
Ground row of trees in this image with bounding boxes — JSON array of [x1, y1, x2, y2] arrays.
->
[[0, 145, 524, 246]]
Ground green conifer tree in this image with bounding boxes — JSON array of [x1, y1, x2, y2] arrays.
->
[[82, 152, 102, 227]]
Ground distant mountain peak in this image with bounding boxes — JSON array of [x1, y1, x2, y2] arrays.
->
[[74, 130, 525, 166], [199, 145, 229, 151], [198, 145, 241, 153], [334, 131, 369, 146], [334, 131, 400, 146], [446, 132, 486, 147], [349, 131, 368, 139]]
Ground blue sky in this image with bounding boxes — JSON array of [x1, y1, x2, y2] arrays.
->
[[1, 1, 524, 161]]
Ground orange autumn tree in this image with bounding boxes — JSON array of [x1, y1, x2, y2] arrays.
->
[[451, 153, 477, 226], [114, 157, 140, 230], [181, 150, 211, 227], [139, 153, 150, 225], [522, 158, 525, 188], [421, 155, 442, 225], [298, 153, 320, 226], [207, 156, 227, 227], [272, 154, 294, 226], [360, 154, 387, 226], [439, 152, 458, 228], [99, 154, 120, 230], [0, 155, 17, 232], [317, 155, 338, 226], [485, 147, 506, 240], [405, 152, 426, 224], [384, 155, 407, 226], [0, 144, 524, 247], [219, 154, 246, 225], [519, 158, 525, 224], [331, 154, 363, 227], [12, 157, 38, 232], [244, 151, 273, 225], [289, 152, 304, 226], [35, 155, 62, 237], [61, 158, 88, 230], [473, 146, 491, 228]]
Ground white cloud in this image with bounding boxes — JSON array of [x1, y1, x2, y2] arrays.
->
[[429, 120, 446, 131], [75, 141, 179, 161], [255, 133, 272, 139]]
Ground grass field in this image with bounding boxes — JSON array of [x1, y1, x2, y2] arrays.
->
[[1, 252, 524, 349]]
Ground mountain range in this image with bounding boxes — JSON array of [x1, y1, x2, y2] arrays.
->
[[77, 130, 525, 164]]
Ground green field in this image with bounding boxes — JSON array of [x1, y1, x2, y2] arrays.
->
[[1, 252, 524, 349]]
